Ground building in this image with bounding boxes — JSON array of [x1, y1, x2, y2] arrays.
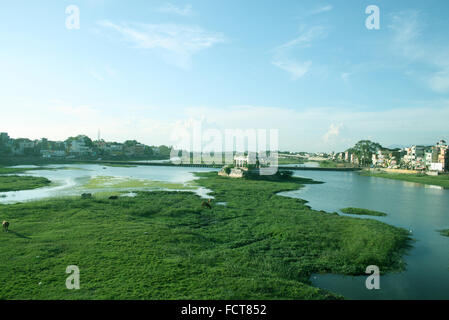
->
[[108, 144, 123, 156], [41, 150, 66, 158], [402, 145, 426, 169], [0, 132, 11, 144], [234, 155, 249, 167], [70, 139, 91, 155], [437, 145, 449, 172], [427, 140, 449, 172], [345, 151, 350, 162], [13, 140, 35, 155]]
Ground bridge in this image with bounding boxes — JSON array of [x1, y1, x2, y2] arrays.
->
[[70, 160, 362, 172]]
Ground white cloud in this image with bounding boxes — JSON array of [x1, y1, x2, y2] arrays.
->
[[157, 3, 193, 16], [310, 5, 333, 15], [97, 20, 225, 69], [272, 26, 327, 79], [341, 72, 351, 82], [428, 71, 449, 93], [389, 10, 449, 93], [276, 26, 327, 50], [272, 59, 311, 80], [323, 123, 344, 143], [183, 102, 449, 151], [89, 70, 104, 81], [3, 98, 449, 153]]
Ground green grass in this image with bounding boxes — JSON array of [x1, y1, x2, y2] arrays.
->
[[83, 176, 195, 190], [277, 158, 305, 165], [438, 229, 449, 237], [361, 171, 449, 189], [319, 161, 355, 169], [0, 167, 45, 174], [0, 166, 88, 174], [0, 172, 410, 300], [0, 175, 51, 192], [341, 207, 387, 217]]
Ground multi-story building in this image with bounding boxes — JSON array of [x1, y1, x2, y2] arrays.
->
[[41, 150, 66, 158], [426, 140, 448, 172], [70, 139, 91, 155], [402, 145, 426, 169], [0, 132, 11, 144]]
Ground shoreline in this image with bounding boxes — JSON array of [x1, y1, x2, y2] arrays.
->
[[360, 170, 449, 189]]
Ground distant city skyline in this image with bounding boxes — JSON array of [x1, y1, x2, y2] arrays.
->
[[1, 0, 449, 152]]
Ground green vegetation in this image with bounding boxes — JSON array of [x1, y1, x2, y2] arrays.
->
[[277, 157, 305, 165], [0, 165, 89, 174], [341, 207, 387, 217], [0, 171, 411, 300], [0, 175, 51, 192], [0, 167, 46, 174], [347, 140, 383, 166], [83, 176, 195, 190], [319, 161, 356, 169], [438, 229, 449, 237], [361, 171, 449, 189]]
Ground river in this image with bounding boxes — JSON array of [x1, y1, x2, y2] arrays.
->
[[281, 170, 449, 300], [0, 164, 218, 203]]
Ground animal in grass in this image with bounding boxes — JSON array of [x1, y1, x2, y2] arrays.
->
[[81, 193, 92, 199], [201, 199, 212, 209], [2, 221, 9, 232], [109, 195, 119, 200]]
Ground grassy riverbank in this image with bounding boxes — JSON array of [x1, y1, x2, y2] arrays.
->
[[0, 167, 47, 175], [277, 158, 305, 165], [0, 175, 51, 192], [361, 171, 449, 189], [0, 172, 410, 300], [318, 161, 357, 169], [341, 207, 387, 217], [438, 229, 449, 237]]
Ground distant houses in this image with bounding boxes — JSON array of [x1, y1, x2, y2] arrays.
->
[[0, 132, 171, 160], [333, 139, 449, 173]]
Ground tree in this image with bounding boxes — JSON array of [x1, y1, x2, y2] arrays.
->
[[124, 140, 139, 147], [65, 135, 93, 148], [348, 140, 383, 166], [158, 145, 172, 157]]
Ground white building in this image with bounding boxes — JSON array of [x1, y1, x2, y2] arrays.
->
[[234, 155, 249, 167], [70, 139, 90, 154], [430, 163, 444, 172]]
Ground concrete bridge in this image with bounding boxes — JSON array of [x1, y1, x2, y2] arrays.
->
[[70, 160, 362, 172]]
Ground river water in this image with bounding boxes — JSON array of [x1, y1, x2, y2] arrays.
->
[[281, 170, 449, 300], [1, 165, 448, 299], [0, 164, 217, 203]]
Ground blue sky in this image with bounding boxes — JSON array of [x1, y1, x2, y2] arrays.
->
[[1, 0, 449, 152]]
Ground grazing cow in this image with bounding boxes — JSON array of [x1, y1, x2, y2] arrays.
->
[[109, 196, 118, 200], [201, 199, 212, 209], [2, 221, 9, 232]]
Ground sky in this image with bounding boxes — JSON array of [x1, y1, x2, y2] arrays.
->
[[1, 0, 449, 152]]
